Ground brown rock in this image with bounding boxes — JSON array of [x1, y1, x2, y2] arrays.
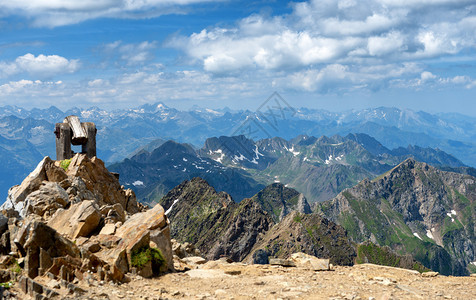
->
[[115, 203, 173, 271], [290, 252, 330, 271], [44, 162, 68, 183], [421, 271, 439, 277], [23, 182, 69, 219], [65, 154, 139, 214], [99, 223, 116, 235], [100, 203, 126, 223], [48, 200, 101, 239], [14, 219, 80, 278]]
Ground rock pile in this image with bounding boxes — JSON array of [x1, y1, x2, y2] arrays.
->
[[0, 154, 173, 299]]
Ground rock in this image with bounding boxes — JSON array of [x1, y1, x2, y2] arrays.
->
[[215, 289, 227, 297], [137, 261, 153, 278], [65, 154, 139, 214], [99, 223, 116, 235], [269, 258, 296, 267], [46, 279, 61, 289], [95, 203, 172, 280], [1, 157, 51, 215], [14, 219, 80, 278], [114, 203, 173, 272], [100, 203, 126, 224], [0, 214, 8, 236], [421, 271, 439, 277], [22, 182, 69, 219], [183, 256, 207, 265], [95, 234, 122, 249], [290, 252, 330, 271], [252, 249, 269, 265], [48, 200, 101, 239], [82, 241, 101, 253]]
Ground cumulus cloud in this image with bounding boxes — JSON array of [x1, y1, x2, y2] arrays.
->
[[0, 53, 80, 79], [170, 0, 476, 94], [0, 0, 217, 27]]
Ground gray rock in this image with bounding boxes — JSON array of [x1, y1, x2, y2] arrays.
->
[[252, 249, 269, 265]]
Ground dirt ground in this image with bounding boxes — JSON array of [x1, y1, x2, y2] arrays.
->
[[11, 260, 476, 300]]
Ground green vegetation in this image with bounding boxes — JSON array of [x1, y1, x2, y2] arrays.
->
[[0, 282, 13, 289], [60, 158, 72, 171], [293, 213, 302, 223], [6, 260, 22, 274], [131, 247, 166, 273]]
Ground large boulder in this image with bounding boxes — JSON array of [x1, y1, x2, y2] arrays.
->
[[1, 157, 54, 216], [13, 219, 80, 278], [48, 200, 101, 239], [114, 203, 173, 272], [96, 203, 173, 279], [22, 182, 69, 219], [65, 154, 139, 214]]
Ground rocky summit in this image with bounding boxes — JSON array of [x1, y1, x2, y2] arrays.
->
[[0, 154, 173, 299]]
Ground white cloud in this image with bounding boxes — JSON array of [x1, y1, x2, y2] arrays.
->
[[421, 71, 437, 82], [0, 53, 80, 79], [0, 0, 217, 27], [170, 0, 476, 94], [367, 31, 405, 56]]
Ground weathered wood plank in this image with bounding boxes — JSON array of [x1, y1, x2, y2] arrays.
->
[[64, 115, 87, 145], [55, 123, 72, 160], [81, 122, 97, 158]]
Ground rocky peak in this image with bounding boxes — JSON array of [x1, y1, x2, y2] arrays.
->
[[0, 153, 173, 292], [319, 158, 476, 275], [251, 183, 312, 222], [1, 154, 140, 218]]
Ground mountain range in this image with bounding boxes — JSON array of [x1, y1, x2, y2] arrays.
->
[[1, 102, 476, 202], [109, 133, 472, 206]]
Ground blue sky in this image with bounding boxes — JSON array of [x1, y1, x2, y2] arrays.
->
[[0, 0, 475, 115]]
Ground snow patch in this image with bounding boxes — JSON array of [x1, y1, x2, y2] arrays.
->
[[289, 146, 300, 156], [253, 145, 264, 160], [132, 180, 144, 187], [211, 149, 225, 163], [165, 198, 179, 215], [325, 154, 344, 164], [426, 230, 434, 240], [233, 153, 246, 162], [446, 212, 455, 222], [413, 233, 422, 240]]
